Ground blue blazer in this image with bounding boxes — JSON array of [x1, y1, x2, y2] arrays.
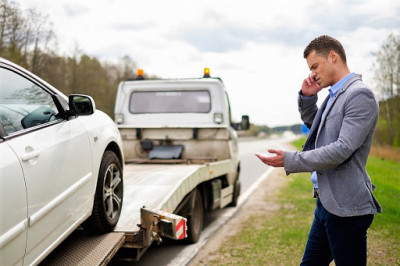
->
[[284, 74, 382, 217]]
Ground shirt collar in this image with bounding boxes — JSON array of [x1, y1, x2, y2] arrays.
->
[[328, 72, 355, 99]]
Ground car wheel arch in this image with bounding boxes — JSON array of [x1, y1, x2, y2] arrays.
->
[[105, 142, 124, 167]]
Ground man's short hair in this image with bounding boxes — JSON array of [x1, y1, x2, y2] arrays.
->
[[304, 35, 347, 63]]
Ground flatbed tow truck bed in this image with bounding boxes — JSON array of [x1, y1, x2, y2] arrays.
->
[[41, 159, 233, 265]]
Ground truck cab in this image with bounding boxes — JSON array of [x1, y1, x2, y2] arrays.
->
[[114, 69, 249, 167]]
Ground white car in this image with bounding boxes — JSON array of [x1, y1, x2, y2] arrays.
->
[[0, 57, 124, 265]]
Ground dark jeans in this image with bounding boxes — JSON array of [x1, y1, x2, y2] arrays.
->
[[300, 199, 374, 266]]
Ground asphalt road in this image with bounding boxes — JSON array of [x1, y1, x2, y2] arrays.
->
[[113, 135, 295, 266]]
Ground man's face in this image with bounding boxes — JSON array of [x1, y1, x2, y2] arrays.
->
[[306, 50, 334, 88]]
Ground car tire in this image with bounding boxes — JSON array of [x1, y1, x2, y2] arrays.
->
[[185, 189, 204, 243], [84, 151, 123, 233]]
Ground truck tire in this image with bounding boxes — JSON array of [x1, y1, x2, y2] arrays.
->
[[83, 151, 123, 233], [185, 189, 203, 243], [229, 178, 241, 207]]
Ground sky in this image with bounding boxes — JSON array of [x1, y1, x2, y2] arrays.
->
[[19, 0, 400, 127]]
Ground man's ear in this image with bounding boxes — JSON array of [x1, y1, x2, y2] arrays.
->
[[329, 51, 338, 63]]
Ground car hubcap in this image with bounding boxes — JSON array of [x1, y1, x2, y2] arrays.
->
[[103, 163, 122, 220]]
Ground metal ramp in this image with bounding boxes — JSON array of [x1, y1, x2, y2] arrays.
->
[[40, 231, 125, 266]]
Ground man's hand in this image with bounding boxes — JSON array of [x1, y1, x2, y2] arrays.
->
[[302, 74, 322, 97], [255, 149, 285, 167]]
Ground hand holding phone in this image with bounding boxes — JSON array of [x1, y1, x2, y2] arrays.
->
[[301, 73, 322, 97]]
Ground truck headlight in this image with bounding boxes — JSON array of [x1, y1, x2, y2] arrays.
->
[[115, 113, 124, 124], [214, 113, 223, 124]]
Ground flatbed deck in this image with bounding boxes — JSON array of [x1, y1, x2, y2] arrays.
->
[[39, 159, 233, 265], [117, 160, 232, 232]]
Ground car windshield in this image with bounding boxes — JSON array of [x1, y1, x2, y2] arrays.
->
[[129, 90, 211, 113]]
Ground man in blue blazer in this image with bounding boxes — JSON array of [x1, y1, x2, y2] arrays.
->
[[256, 35, 381, 266]]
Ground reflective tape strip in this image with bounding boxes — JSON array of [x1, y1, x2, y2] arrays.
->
[[176, 218, 186, 239]]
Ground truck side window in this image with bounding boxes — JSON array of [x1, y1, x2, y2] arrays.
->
[[0, 67, 58, 135]]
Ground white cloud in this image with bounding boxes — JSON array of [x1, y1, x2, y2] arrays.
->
[[18, 0, 400, 126]]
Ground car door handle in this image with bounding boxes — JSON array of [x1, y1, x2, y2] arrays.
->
[[21, 149, 41, 162]]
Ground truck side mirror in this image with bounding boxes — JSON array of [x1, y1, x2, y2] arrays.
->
[[242, 115, 250, 130], [240, 115, 250, 130], [231, 115, 250, 131]]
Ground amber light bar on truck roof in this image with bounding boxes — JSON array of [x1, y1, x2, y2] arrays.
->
[[203, 67, 210, 78], [126, 68, 222, 82], [136, 69, 144, 80]]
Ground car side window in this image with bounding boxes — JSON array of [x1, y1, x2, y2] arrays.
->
[[0, 67, 59, 135]]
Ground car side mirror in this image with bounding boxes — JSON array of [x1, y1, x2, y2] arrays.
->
[[69, 94, 96, 116]]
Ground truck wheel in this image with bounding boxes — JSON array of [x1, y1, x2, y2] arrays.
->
[[185, 189, 203, 243], [84, 151, 123, 233], [229, 178, 241, 207]]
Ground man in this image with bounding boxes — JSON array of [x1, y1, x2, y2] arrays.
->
[[256, 35, 381, 265]]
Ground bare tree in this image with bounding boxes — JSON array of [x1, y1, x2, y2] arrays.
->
[[372, 32, 400, 146], [24, 8, 55, 73], [373, 32, 400, 99], [0, 0, 25, 60], [0, 0, 55, 68]]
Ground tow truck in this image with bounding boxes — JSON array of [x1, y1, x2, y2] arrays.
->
[[42, 68, 249, 265]]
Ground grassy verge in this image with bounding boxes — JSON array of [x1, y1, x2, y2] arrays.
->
[[367, 155, 400, 265], [206, 137, 400, 265]]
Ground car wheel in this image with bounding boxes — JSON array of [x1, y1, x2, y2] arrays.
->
[[185, 189, 203, 243], [84, 151, 123, 233]]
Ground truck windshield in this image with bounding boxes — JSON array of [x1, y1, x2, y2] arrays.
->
[[129, 90, 211, 113]]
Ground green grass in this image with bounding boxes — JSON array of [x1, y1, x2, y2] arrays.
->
[[205, 137, 400, 265], [366, 156, 400, 264], [292, 136, 307, 151]]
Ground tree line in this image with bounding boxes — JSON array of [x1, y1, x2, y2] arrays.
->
[[1, 0, 399, 147], [0, 0, 144, 118]]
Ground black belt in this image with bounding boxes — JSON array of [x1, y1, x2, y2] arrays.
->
[[313, 188, 319, 198]]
